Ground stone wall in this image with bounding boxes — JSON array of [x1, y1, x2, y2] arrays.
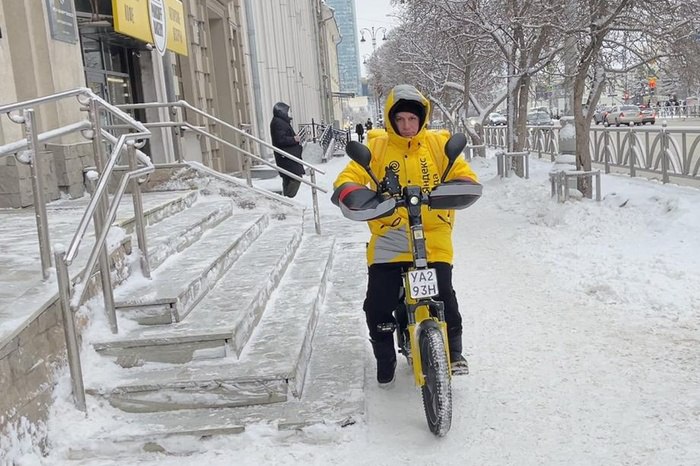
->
[[45, 142, 94, 200], [0, 151, 60, 208], [0, 239, 132, 449], [0, 142, 93, 208], [0, 300, 65, 432]]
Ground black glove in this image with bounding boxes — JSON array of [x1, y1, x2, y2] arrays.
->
[[332, 183, 397, 221], [332, 183, 384, 210]]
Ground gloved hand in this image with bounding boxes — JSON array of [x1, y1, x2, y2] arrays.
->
[[428, 178, 482, 210], [332, 183, 384, 210], [332, 183, 397, 221]]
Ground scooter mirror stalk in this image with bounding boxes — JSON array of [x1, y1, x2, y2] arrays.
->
[[441, 133, 468, 183]]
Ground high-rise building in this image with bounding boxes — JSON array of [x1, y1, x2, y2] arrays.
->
[[325, 0, 361, 95]]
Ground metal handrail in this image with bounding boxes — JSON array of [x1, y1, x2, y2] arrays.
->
[[0, 120, 92, 157], [104, 120, 327, 193], [65, 132, 152, 264], [182, 124, 324, 191], [116, 100, 327, 234], [117, 100, 325, 174], [0, 88, 88, 114], [67, 144, 153, 307], [1, 87, 153, 412]]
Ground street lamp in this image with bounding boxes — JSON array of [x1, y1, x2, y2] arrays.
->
[[360, 26, 387, 52]]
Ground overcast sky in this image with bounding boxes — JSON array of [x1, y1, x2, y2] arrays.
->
[[354, 0, 400, 76]]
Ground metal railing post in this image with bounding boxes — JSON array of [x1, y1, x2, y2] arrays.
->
[[87, 99, 119, 334], [661, 121, 669, 183], [128, 141, 152, 278], [23, 109, 52, 279], [87, 99, 107, 170], [92, 204, 118, 334], [628, 127, 636, 178], [525, 152, 530, 179], [604, 129, 610, 174], [310, 169, 321, 234], [242, 155, 252, 186], [55, 248, 87, 412], [169, 104, 182, 163], [87, 98, 112, 245]]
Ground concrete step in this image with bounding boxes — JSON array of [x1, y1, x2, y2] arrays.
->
[[115, 190, 198, 236], [66, 241, 368, 456], [112, 213, 269, 325], [0, 190, 201, 346], [87, 234, 336, 413], [145, 197, 233, 271], [93, 217, 303, 365]]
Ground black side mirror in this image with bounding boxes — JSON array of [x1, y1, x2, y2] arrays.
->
[[345, 141, 381, 187], [345, 141, 372, 168], [441, 133, 468, 183], [444, 133, 467, 162]]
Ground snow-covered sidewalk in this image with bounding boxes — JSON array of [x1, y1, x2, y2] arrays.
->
[[10, 151, 699, 465]]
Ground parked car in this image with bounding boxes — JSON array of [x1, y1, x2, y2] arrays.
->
[[527, 111, 553, 126], [640, 108, 656, 125], [604, 105, 642, 126], [466, 117, 480, 128], [593, 106, 612, 125], [487, 112, 507, 125]]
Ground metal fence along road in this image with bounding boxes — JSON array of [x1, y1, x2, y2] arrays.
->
[[484, 121, 700, 185]]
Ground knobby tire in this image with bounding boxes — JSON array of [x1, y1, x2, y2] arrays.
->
[[419, 325, 452, 436]]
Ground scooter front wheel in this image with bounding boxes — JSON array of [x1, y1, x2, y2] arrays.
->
[[419, 323, 452, 436]]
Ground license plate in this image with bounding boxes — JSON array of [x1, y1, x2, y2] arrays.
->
[[408, 268, 438, 299]]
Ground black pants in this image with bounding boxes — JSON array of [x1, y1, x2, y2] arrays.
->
[[363, 262, 462, 360], [282, 176, 301, 198]]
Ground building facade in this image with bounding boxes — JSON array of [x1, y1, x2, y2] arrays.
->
[[319, 1, 343, 128], [243, 0, 337, 147], [1, 0, 340, 180], [324, 0, 361, 96], [0, 0, 339, 441]]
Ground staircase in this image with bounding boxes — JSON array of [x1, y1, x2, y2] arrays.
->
[[63, 166, 368, 454]]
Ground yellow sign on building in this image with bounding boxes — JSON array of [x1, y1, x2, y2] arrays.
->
[[164, 0, 188, 56], [112, 0, 188, 56], [112, 0, 152, 44]]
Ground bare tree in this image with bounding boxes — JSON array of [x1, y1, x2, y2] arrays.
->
[[386, 0, 700, 188], [551, 0, 700, 195]]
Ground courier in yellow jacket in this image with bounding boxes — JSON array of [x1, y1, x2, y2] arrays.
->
[[332, 84, 478, 384]]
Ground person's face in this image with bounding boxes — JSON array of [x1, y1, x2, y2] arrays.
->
[[394, 112, 420, 137]]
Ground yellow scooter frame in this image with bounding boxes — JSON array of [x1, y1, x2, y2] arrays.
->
[[404, 226, 452, 387]]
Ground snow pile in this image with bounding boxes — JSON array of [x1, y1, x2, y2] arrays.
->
[[5, 148, 699, 465], [0, 416, 46, 465]]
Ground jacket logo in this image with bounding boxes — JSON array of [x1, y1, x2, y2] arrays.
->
[[420, 157, 436, 193], [388, 160, 400, 174]]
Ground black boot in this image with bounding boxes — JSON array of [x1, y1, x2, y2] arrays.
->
[[370, 338, 396, 385], [449, 335, 469, 375], [377, 358, 397, 385]]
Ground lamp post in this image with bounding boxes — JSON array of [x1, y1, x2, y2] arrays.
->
[[360, 26, 387, 52], [360, 27, 387, 124]]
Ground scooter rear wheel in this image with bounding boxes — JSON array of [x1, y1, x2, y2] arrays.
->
[[419, 325, 452, 436]]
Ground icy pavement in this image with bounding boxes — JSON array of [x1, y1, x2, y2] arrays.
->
[[6, 151, 700, 465]]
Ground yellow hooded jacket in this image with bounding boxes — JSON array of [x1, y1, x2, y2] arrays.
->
[[334, 85, 478, 265]]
